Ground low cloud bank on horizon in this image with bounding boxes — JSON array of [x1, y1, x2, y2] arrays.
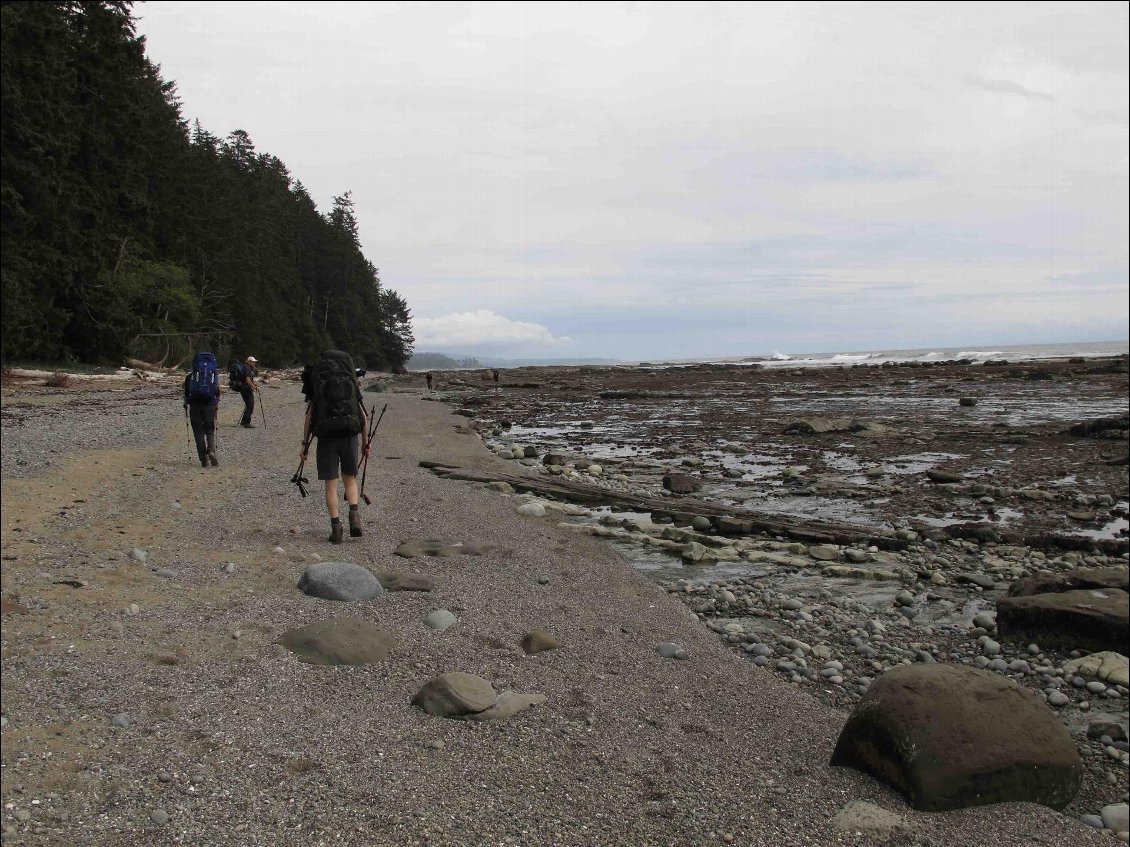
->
[[136, 2, 1129, 359], [413, 310, 570, 350]]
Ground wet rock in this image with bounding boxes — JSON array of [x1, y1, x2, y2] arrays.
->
[[996, 589, 1129, 653], [927, 469, 963, 483], [808, 545, 841, 562], [662, 473, 702, 494], [831, 664, 1082, 811], [277, 617, 395, 665], [958, 397, 977, 407], [1007, 567, 1129, 597], [297, 562, 384, 602], [1087, 721, 1128, 743]]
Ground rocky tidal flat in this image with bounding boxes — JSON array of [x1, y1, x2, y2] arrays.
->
[[431, 354, 1130, 833]]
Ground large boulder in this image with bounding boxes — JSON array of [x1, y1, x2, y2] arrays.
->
[[411, 672, 497, 717], [996, 588, 1129, 653], [1007, 567, 1129, 597], [297, 562, 384, 602], [831, 664, 1082, 812], [277, 617, 395, 665]]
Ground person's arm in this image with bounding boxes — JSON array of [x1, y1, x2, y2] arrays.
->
[[247, 369, 258, 391]]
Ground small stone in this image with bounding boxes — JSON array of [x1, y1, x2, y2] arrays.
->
[[1081, 814, 1104, 829], [110, 713, 131, 729], [222, 563, 236, 574], [273, 546, 286, 554], [1047, 690, 1070, 707], [424, 610, 458, 632], [982, 639, 1001, 656], [153, 568, 177, 579], [130, 548, 148, 563], [150, 809, 169, 826], [426, 740, 444, 750], [127, 603, 140, 615], [656, 642, 683, 659], [516, 502, 546, 518], [157, 771, 172, 783], [972, 613, 996, 630], [1101, 804, 1129, 833]]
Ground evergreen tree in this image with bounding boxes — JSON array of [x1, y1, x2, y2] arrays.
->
[[1, 0, 414, 369]]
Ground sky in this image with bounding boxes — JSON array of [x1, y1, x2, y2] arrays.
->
[[134, 1, 1129, 361]]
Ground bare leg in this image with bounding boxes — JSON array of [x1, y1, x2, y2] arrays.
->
[[342, 474, 359, 507], [324, 479, 339, 519]]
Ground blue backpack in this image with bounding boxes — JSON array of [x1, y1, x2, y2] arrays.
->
[[187, 352, 219, 403]]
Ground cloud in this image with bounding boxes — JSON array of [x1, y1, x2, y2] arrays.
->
[[413, 310, 570, 349], [964, 76, 1056, 101]]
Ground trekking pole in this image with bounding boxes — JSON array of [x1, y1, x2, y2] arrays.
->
[[359, 403, 387, 506], [291, 430, 314, 498], [184, 406, 191, 462], [257, 386, 268, 430]]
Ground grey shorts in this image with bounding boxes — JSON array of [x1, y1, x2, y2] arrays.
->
[[316, 435, 360, 480]]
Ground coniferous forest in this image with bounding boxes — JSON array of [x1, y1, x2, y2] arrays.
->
[[1, 1, 414, 370]]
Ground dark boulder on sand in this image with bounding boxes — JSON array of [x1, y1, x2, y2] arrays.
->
[[831, 664, 1082, 812], [996, 588, 1129, 653]]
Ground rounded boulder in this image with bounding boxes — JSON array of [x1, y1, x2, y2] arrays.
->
[[297, 561, 384, 602], [830, 663, 1082, 812]]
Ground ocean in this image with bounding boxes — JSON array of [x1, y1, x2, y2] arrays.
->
[[643, 340, 1130, 369]]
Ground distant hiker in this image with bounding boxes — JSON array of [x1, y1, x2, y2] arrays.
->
[[229, 355, 259, 427], [492, 368, 500, 384], [183, 351, 221, 467], [300, 350, 370, 543], [425, 372, 433, 390]]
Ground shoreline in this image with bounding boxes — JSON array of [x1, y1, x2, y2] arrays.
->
[[0, 377, 1121, 845]]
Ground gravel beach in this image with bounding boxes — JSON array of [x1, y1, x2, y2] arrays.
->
[[0, 374, 1120, 846]]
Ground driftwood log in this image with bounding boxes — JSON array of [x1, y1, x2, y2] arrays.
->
[[421, 461, 1128, 556]]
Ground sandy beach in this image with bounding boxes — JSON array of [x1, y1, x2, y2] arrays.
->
[[0, 370, 1123, 846]]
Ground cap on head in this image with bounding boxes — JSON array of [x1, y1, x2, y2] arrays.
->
[[246, 356, 257, 363]]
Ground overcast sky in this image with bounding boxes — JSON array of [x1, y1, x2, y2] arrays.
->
[[135, 1, 1129, 360]]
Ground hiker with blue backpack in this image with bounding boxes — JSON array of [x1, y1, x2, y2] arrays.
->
[[229, 355, 259, 428], [184, 352, 221, 467]]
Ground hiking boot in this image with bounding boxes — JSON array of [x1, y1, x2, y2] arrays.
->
[[349, 510, 363, 537], [200, 459, 208, 468], [208, 452, 219, 467], [328, 520, 344, 544]]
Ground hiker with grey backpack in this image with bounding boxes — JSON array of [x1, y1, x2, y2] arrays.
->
[[183, 351, 221, 467], [299, 350, 370, 543]]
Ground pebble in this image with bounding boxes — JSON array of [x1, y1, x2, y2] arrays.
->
[[272, 546, 286, 554], [153, 568, 178, 579], [130, 548, 148, 563], [110, 713, 131, 728], [426, 740, 445, 750], [150, 809, 169, 826], [516, 502, 546, 518], [222, 563, 236, 574], [1047, 691, 1070, 707], [981, 639, 1001, 656]]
